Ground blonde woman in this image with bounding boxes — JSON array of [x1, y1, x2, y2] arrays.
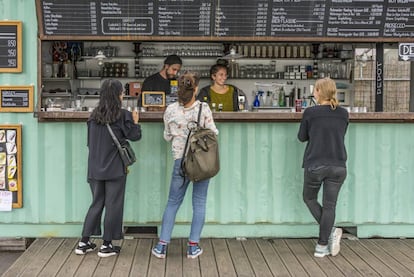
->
[[298, 77, 349, 258]]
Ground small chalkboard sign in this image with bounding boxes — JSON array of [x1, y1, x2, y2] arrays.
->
[[0, 21, 22, 73], [0, 86, 34, 112], [142, 91, 165, 108], [0, 124, 23, 209]]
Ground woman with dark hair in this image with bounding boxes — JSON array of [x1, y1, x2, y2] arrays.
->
[[298, 77, 348, 258], [152, 72, 218, 259], [197, 61, 248, 111], [75, 79, 141, 258]]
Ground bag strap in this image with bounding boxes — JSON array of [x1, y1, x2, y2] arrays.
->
[[106, 123, 123, 153], [180, 103, 203, 178]]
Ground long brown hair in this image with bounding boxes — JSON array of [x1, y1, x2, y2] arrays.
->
[[315, 77, 339, 110], [178, 72, 200, 105]]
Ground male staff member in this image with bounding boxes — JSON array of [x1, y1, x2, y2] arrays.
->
[[141, 54, 183, 94]]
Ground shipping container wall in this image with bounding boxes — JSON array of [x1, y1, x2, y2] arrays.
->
[[1, 0, 414, 238]]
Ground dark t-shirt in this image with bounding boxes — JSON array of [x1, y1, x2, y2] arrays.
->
[[142, 72, 171, 94], [87, 109, 141, 180], [297, 105, 349, 168]]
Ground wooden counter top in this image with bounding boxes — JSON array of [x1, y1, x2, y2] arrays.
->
[[36, 111, 414, 123]]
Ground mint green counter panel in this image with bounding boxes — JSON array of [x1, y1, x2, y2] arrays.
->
[[2, 121, 414, 238]]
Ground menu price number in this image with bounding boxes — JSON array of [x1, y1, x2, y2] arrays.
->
[[0, 21, 22, 73], [0, 86, 34, 113]]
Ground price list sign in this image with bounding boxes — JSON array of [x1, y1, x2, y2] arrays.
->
[[325, 0, 385, 38], [0, 21, 22, 73], [270, 0, 326, 37], [42, 0, 99, 35], [383, 0, 414, 38], [214, 0, 272, 37], [0, 86, 34, 113], [157, 0, 213, 36]]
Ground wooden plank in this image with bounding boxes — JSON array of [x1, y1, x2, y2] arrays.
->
[[285, 239, 327, 276], [375, 239, 414, 275], [165, 239, 183, 277], [38, 238, 78, 277], [55, 239, 91, 277], [361, 239, 413, 276], [211, 239, 237, 277], [129, 238, 152, 276], [147, 239, 167, 277], [300, 239, 350, 277], [400, 239, 414, 252], [227, 239, 254, 277], [182, 239, 201, 277], [2, 238, 49, 277], [198, 238, 218, 277], [271, 239, 308, 276], [382, 239, 414, 263], [111, 239, 138, 276], [256, 239, 291, 277], [340, 240, 381, 276], [343, 239, 395, 276], [19, 238, 64, 277], [240, 239, 272, 277]]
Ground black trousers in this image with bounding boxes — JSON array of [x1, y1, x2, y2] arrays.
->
[[302, 165, 347, 245], [81, 176, 127, 241]]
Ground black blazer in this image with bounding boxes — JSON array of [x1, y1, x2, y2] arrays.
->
[[87, 109, 141, 180]]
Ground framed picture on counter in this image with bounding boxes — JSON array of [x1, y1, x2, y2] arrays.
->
[[142, 91, 165, 108]]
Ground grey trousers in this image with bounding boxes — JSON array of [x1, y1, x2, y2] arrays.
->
[[302, 165, 346, 245], [81, 176, 127, 241]]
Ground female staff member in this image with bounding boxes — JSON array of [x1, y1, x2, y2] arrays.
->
[[197, 61, 248, 111], [297, 77, 348, 258], [75, 79, 141, 258], [152, 72, 218, 259]]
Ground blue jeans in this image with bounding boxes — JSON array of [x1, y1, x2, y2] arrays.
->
[[303, 165, 346, 245], [159, 159, 210, 243]]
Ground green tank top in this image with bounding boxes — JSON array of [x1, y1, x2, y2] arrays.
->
[[210, 86, 234, 112]]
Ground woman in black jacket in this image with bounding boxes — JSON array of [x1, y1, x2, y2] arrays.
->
[[75, 79, 141, 258]]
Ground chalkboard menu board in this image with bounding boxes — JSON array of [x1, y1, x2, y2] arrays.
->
[[0, 21, 22, 72], [37, 0, 414, 41], [0, 86, 34, 113], [0, 124, 23, 209]]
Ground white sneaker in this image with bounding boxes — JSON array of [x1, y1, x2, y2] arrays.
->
[[314, 244, 330, 258], [329, 227, 343, 256]]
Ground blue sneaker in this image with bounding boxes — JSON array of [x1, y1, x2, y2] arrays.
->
[[314, 244, 330, 258], [152, 243, 167, 259], [329, 227, 343, 256], [187, 244, 203, 259]]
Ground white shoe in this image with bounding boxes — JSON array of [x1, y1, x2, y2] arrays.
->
[[329, 227, 343, 256]]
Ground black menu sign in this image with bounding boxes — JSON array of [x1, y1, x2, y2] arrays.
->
[[0, 86, 34, 113], [37, 0, 414, 41], [0, 21, 22, 73]]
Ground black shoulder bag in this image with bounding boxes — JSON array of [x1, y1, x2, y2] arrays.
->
[[106, 124, 136, 167]]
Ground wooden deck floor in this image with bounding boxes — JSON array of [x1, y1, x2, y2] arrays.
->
[[3, 237, 414, 276]]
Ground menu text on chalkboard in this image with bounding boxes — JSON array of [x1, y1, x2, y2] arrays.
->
[[37, 0, 414, 41], [0, 86, 34, 113], [0, 21, 22, 72]]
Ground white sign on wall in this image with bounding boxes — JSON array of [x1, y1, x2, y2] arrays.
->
[[399, 43, 414, 61]]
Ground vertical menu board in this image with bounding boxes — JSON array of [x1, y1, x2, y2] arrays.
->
[[0, 86, 34, 113], [0, 21, 22, 73], [0, 125, 22, 209]]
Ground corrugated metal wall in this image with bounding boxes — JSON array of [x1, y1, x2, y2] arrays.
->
[[1, 0, 414, 238]]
